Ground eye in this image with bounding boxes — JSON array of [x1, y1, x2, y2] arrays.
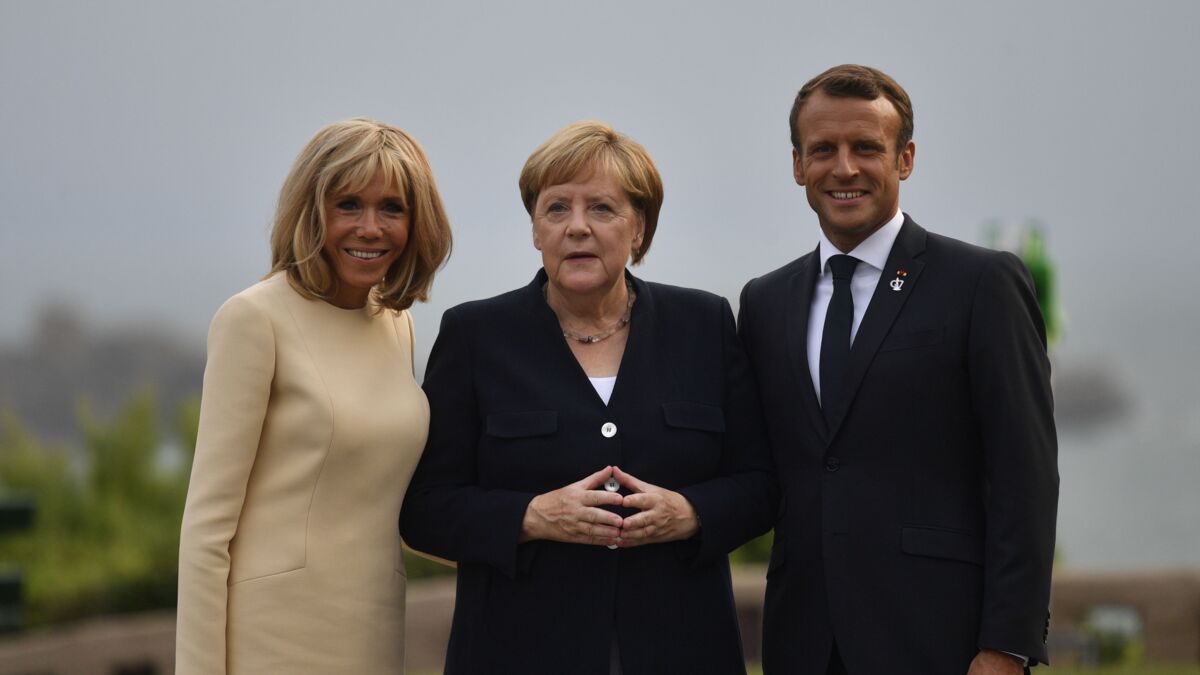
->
[[546, 201, 569, 214], [382, 200, 406, 215], [855, 142, 882, 154], [592, 202, 613, 213], [334, 197, 360, 211], [809, 144, 834, 156]]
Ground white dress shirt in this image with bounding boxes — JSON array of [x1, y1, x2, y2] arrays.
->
[[588, 375, 617, 405], [807, 209, 905, 401]]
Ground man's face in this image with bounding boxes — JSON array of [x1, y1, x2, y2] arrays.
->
[[792, 91, 915, 252]]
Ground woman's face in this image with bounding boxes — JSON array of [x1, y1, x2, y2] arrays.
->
[[532, 169, 643, 299], [322, 173, 409, 309]]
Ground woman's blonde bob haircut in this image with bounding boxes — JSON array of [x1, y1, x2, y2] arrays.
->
[[268, 118, 452, 311], [519, 120, 663, 264]]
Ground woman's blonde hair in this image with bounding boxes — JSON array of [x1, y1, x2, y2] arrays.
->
[[268, 118, 452, 310], [519, 120, 663, 264]]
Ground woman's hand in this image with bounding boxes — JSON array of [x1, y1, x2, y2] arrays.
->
[[520, 466, 625, 546], [613, 466, 700, 546]]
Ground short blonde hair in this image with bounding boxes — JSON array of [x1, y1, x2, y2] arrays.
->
[[268, 118, 452, 310], [519, 121, 663, 264]]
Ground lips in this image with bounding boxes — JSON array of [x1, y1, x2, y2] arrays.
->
[[346, 248, 387, 260], [829, 190, 866, 200]]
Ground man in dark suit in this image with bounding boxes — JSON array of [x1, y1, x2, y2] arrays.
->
[[738, 64, 1058, 675]]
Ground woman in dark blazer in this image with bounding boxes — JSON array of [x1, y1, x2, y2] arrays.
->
[[400, 120, 775, 675]]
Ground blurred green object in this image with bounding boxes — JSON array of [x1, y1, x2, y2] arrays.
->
[[984, 219, 1062, 347], [0, 393, 197, 627], [1020, 223, 1062, 347]]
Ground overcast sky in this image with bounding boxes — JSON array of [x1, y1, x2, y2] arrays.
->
[[2, 0, 1198, 568]]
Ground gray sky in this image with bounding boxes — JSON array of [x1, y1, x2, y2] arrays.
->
[[2, 0, 1198, 568]]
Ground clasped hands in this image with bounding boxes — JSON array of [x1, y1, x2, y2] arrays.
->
[[519, 466, 699, 547]]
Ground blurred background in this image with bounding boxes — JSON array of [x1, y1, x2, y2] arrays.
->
[[2, 0, 1198, 672]]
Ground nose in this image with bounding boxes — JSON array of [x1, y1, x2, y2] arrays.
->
[[565, 208, 590, 237], [357, 209, 384, 238], [832, 148, 858, 179]]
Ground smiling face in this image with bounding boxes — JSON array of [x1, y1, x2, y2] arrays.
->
[[792, 91, 915, 252], [321, 172, 409, 308], [532, 169, 644, 300]]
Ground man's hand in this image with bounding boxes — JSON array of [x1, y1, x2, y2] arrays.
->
[[519, 466, 624, 546], [612, 466, 700, 546], [967, 649, 1024, 675]]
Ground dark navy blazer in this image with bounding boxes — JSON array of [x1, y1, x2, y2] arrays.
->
[[739, 217, 1058, 675], [401, 269, 776, 675]]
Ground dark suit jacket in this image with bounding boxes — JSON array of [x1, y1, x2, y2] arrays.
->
[[401, 269, 776, 675], [738, 217, 1058, 675]]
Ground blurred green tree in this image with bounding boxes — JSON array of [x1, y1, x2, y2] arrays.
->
[[0, 393, 196, 626]]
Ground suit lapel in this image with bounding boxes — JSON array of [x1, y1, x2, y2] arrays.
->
[[784, 249, 830, 444], [608, 270, 658, 408], [523, 269, 615, 409], [826, 217, 928, 437]]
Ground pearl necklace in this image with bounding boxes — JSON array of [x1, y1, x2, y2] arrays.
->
[[544, 279, 636, 344]]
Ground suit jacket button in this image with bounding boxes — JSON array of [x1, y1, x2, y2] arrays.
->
[[601, 422, 617, 438], [825, 457, 840, 472]]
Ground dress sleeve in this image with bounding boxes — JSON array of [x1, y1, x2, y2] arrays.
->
[[676, 297, 778, 563], [176, 293, 275, 675], [399, 307, 537, 579]]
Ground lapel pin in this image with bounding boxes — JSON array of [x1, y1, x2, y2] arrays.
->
[[890, 269, 907, 292]]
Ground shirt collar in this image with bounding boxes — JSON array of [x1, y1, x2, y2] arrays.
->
[[818, 208, 905, 273]]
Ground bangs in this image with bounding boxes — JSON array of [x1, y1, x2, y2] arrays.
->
[[538, 147, 645, 202], [326, 148, 412, 207]]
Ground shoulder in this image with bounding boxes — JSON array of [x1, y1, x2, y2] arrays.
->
[[923, 230, 1031, 286], [210, 275, 286, 327], [442, 284, 531, 326], [204, 277, 288, 356], [925, 230, 1003, 262], [741, 253, 811, 302], [433, 284, 538, 346], [642, 280, 726, 313]]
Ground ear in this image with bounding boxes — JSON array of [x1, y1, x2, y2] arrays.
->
[[792, 148, 806, 186], [897, 140, 915, 180], [531, 223, 543, 251]]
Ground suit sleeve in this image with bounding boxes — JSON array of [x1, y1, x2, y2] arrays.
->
[[400, 308, 537, 579], [677, 297, 779, 563], [176, 294, 275, 675], [968, 252, 1059, 665]]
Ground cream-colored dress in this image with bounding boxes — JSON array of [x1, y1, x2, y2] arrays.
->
[[176, 273, 429, 674]]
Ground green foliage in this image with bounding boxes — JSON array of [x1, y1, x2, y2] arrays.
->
[[0, 393, 196, 626], [1019, 224, 1062, 346]]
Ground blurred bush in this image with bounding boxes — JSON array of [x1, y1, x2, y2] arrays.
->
[[0, 392, 197, 626]]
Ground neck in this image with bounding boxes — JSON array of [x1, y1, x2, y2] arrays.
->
[[546, 277, 630, 330], [327, 284, 369, 310]]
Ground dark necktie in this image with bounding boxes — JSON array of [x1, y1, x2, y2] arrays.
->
[[820, 254, 860, 422]]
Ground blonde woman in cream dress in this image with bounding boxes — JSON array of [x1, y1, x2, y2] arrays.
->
[[176, 118, 452, 674]]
